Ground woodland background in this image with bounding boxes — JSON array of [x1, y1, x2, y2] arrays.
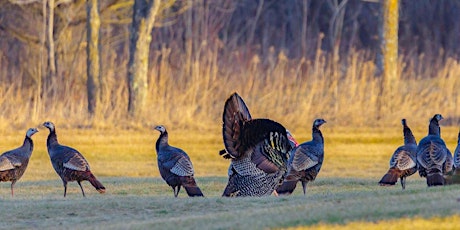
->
[[1, 0, 460, 132], [1, 2, 460, 228]]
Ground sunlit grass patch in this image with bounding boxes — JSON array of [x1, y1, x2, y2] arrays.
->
[[3, 177, 459, 229], [1, 126, 459, 229], [0, 126, 457, 182], [297, 215, 460, 230]]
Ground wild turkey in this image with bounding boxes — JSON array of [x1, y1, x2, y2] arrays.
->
[[154, 125, 204, 197], [286, 130, 299, 149], [454, 131, 460, 169], [416, 114, 452, 186], [218, 129, 299, 159], [451, 131, 460, 184], [0, 128, 38, 196], [221, 92, 292, 197], [276, 118, 326, 195], [378, 119, 418, 189], [443, 148, 454, 185], [43, 121, 106, 197]]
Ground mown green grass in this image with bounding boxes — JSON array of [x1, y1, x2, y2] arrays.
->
[[0, 126, 460, 229], [1, 177, 459, 229]]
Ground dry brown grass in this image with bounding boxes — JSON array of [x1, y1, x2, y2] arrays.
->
[[1, 48, 459, 133]]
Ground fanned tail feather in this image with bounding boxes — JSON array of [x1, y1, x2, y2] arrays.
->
[[378, 168, 401, 186], [88, 174, 106, 193], [275, 180, 298, 195]]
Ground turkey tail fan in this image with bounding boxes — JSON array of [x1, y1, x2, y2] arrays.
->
[[88, 174, 106, 193], [222, 93, 252, 159], [181, 177, 204, 197], [224, 92, 252, 121], [378, 168, 401, 186], [276, 180, 298, 195]]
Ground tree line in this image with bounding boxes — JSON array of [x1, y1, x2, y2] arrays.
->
[[0, 0, 459, 121]]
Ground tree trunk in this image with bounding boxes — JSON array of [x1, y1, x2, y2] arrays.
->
[[382, 0, 398, 89], [301, 0, 309, 58], [376, 0, 398, 119], [127, 0, 161, 117], [46, 0, 57, 96], [86, 0, 101, 116]]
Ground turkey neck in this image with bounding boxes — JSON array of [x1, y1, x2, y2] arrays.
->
[[156, 131, 169, 151], [312, 125, 324, 144], [403, 125, 416, 145], [22, 135, 34, 156], [47, 129, 59, 148], [428, 119, 441, 136]]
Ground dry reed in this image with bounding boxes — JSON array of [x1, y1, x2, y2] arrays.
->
[[0, 46, 459, 133]]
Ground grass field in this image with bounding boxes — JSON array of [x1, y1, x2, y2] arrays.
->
[[1, 126, 460, 229]]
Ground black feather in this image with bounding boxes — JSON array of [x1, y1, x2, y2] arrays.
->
[[221, 93, 292, 197]]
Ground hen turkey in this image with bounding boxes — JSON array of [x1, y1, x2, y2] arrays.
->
[[0, 128, 38, 196], [451, 130, 460, 184], [416, 114, 452, 186], [221, 92, 292, 197], [454, 131, 460, 169], [43, 121, 106, 197], [276, 118, 326, 195], [379, 119, 418, 189], [154, 125, 204, 197]]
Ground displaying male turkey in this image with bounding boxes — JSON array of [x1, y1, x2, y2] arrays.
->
[[43, 121, 106, 197], [378, 119, 418, 189], [416, 114, 452, 186], [221, 92, 292, 197], [154, 125, 204, 197], [0, 128, 38, 196], [276, 118, 326, 195], [218, 129, 299, 159]]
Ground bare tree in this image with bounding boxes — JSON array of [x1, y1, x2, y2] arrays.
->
[[376, 0, 398, 81], [127, 0, 190, 117], [376, 0, 399, 119], [382, 0, 398, 88], [127, 0, 161, 117], [46, 0, 57, 96], [86, 0, 101, 116]]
